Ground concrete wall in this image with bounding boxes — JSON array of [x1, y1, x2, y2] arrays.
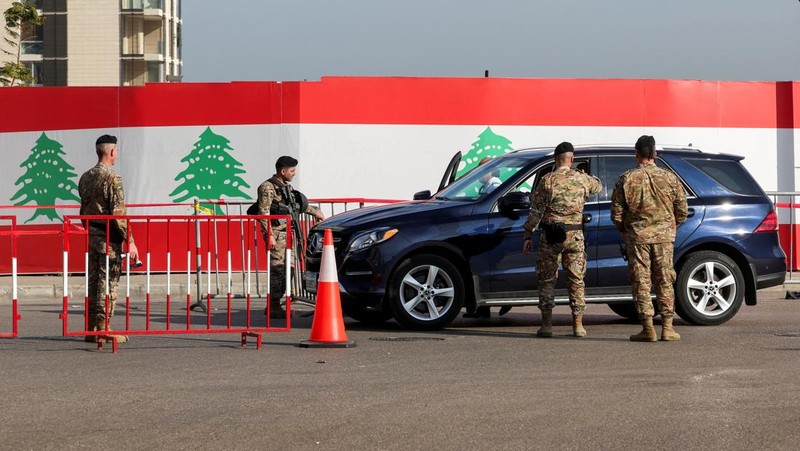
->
[[67, 0, 119, 86]]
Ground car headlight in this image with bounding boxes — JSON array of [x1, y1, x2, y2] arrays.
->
[[347, 228, 399, 252]]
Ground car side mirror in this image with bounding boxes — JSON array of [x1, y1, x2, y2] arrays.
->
[[413, 190, 432, 200], [498, 191, 530, 212]]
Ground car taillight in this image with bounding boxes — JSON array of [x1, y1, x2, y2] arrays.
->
[[754, 209, 778, 233]]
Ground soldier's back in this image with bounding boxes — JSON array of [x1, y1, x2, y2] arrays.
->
[[544, 168, 600, 224], [79, 163, 116, 215]]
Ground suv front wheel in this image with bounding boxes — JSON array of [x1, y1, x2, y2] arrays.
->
[[675, 251, 744, 325], [387, 254, 465, 330]]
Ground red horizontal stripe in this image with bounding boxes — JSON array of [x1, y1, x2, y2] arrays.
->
[[1, 82, 283, 133], [3, 77, 798, 132]]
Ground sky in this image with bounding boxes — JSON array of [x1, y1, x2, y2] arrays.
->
[[182, 0, 800, 83]]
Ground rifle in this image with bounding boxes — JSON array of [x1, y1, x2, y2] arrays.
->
[[277, 184, 306, 250]]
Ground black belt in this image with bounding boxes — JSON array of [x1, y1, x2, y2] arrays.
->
[[540, 222, 582, 231]]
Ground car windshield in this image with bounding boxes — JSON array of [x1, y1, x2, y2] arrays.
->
[[435, 156, 531, 201]]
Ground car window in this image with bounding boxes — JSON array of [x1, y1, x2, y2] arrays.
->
[[437, 156, 529, 200], [685, 158, 763, 196]]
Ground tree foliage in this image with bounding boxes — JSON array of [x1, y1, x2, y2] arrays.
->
[[1, 1, 43, 87]]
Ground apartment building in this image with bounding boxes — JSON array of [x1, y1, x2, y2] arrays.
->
[[0, 0, 182, 86]]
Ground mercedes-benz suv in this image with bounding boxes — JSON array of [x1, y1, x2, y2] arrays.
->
[[304, 145, 786, 330]]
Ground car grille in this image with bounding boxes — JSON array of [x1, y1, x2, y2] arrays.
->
[[306, 230, 342, 256]]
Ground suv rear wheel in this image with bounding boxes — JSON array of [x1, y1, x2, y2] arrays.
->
[[388, 254, 465, 330], [675, 251, 744, 325]]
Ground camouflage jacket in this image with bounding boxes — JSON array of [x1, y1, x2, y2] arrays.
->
[[78, 162, 133, 243], [610, 161, 688, 244], [257, 175, 321, 237], [523, 166, 602, 239]]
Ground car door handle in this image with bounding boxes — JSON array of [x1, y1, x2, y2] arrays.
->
[[582, 214, 592, 223], [687, 208, 695, 218]]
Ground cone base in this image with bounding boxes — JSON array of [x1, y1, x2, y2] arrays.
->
[[299, 339, 357, 348]]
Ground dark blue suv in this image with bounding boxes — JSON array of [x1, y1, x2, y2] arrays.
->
[[304, 146, 786, 330]]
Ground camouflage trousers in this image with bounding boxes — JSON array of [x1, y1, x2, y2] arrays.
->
[[264, 230, 290, 309], [625, 242, 676, 320], [537, 230, 587, 315], [87, 236, 122, 326]]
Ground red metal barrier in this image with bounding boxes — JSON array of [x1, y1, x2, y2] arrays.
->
[[0, 197, 403, 274], [0, 216, 20, 338], [59, 214, 294, 352]]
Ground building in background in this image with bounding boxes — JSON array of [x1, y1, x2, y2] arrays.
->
[[0, 0, 182, 86]]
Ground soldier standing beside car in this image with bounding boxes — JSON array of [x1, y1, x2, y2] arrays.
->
[[523, 142, 601, 337], [257, 156, 324, 318], [610, 135, 688, 342]]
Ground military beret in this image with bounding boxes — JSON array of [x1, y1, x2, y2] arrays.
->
[[554, 141, 575, 156], [95, 134, 117, 145], [635, 135, 656, 151], [276, 155, 298, 169]]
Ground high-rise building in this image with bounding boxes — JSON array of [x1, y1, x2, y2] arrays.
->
[[0, 0, 182, 86]]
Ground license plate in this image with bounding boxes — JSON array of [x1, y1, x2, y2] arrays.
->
[[303, 271, 318, 292]]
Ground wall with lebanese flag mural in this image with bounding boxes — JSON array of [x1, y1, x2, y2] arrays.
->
[[0, 77, 798, 273]]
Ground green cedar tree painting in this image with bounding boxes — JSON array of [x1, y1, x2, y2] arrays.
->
[[10, 132, 80, 223], [455, 126, 514, 178], [170, 127, 251, 215]]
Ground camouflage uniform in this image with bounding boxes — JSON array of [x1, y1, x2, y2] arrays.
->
[[523, 167, 601, 314], [78, 162, 133, 328], [257, 176, 321, 308], [610, 161, 688, 320]]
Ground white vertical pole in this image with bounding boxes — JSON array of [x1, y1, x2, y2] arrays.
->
[[125, 253, 130, 298], [186, 250, 191, 296], [105, 255, 110, 298], [84, 252, 89, 299], [11, 257, 18, 302], [146, 252, 151, 296], [285, 248, 291, 298], [246, 249, 251, 295], [266, 247, 271, 295], [166, 252, 171, 296], [227, 250, 232, 295]]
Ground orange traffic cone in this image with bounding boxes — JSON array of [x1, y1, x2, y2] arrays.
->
[[299, 228, 356, 348]]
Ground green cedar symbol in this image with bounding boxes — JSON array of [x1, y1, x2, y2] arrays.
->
[[456, 127, 518, 195], [170, 127, 251, 215], [455, 126, 514, 179], [10, 132, 80, 223]]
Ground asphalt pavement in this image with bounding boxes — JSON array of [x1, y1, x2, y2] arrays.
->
[[1, 278, 800, 450]]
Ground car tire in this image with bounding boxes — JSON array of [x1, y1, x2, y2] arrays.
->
[[607, 303, 639, 321], [608, 300, 660, 321], [387, 254, 465, 330], [675, 251, 744, 325], [341, 303, 393, 326]]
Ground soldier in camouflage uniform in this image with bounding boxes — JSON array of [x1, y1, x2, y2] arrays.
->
[[257, 156, 324, 318], [610, 135, 688, 342], [78, 135, 139, 344], [523, 142, 601, 338]]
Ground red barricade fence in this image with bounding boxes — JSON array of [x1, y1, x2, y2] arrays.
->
[[0, 198, 403, 274], [0, 197, 404, 350], [769, 192, 800, 277], [0, 216, 20, 338], [60, 214, 295, 352]]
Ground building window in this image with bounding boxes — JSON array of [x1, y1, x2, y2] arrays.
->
[[147, 61, 162, 82], [20, 23, 43, 55], [121, 0, 163, 10], [25, 62, 42, 85]]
